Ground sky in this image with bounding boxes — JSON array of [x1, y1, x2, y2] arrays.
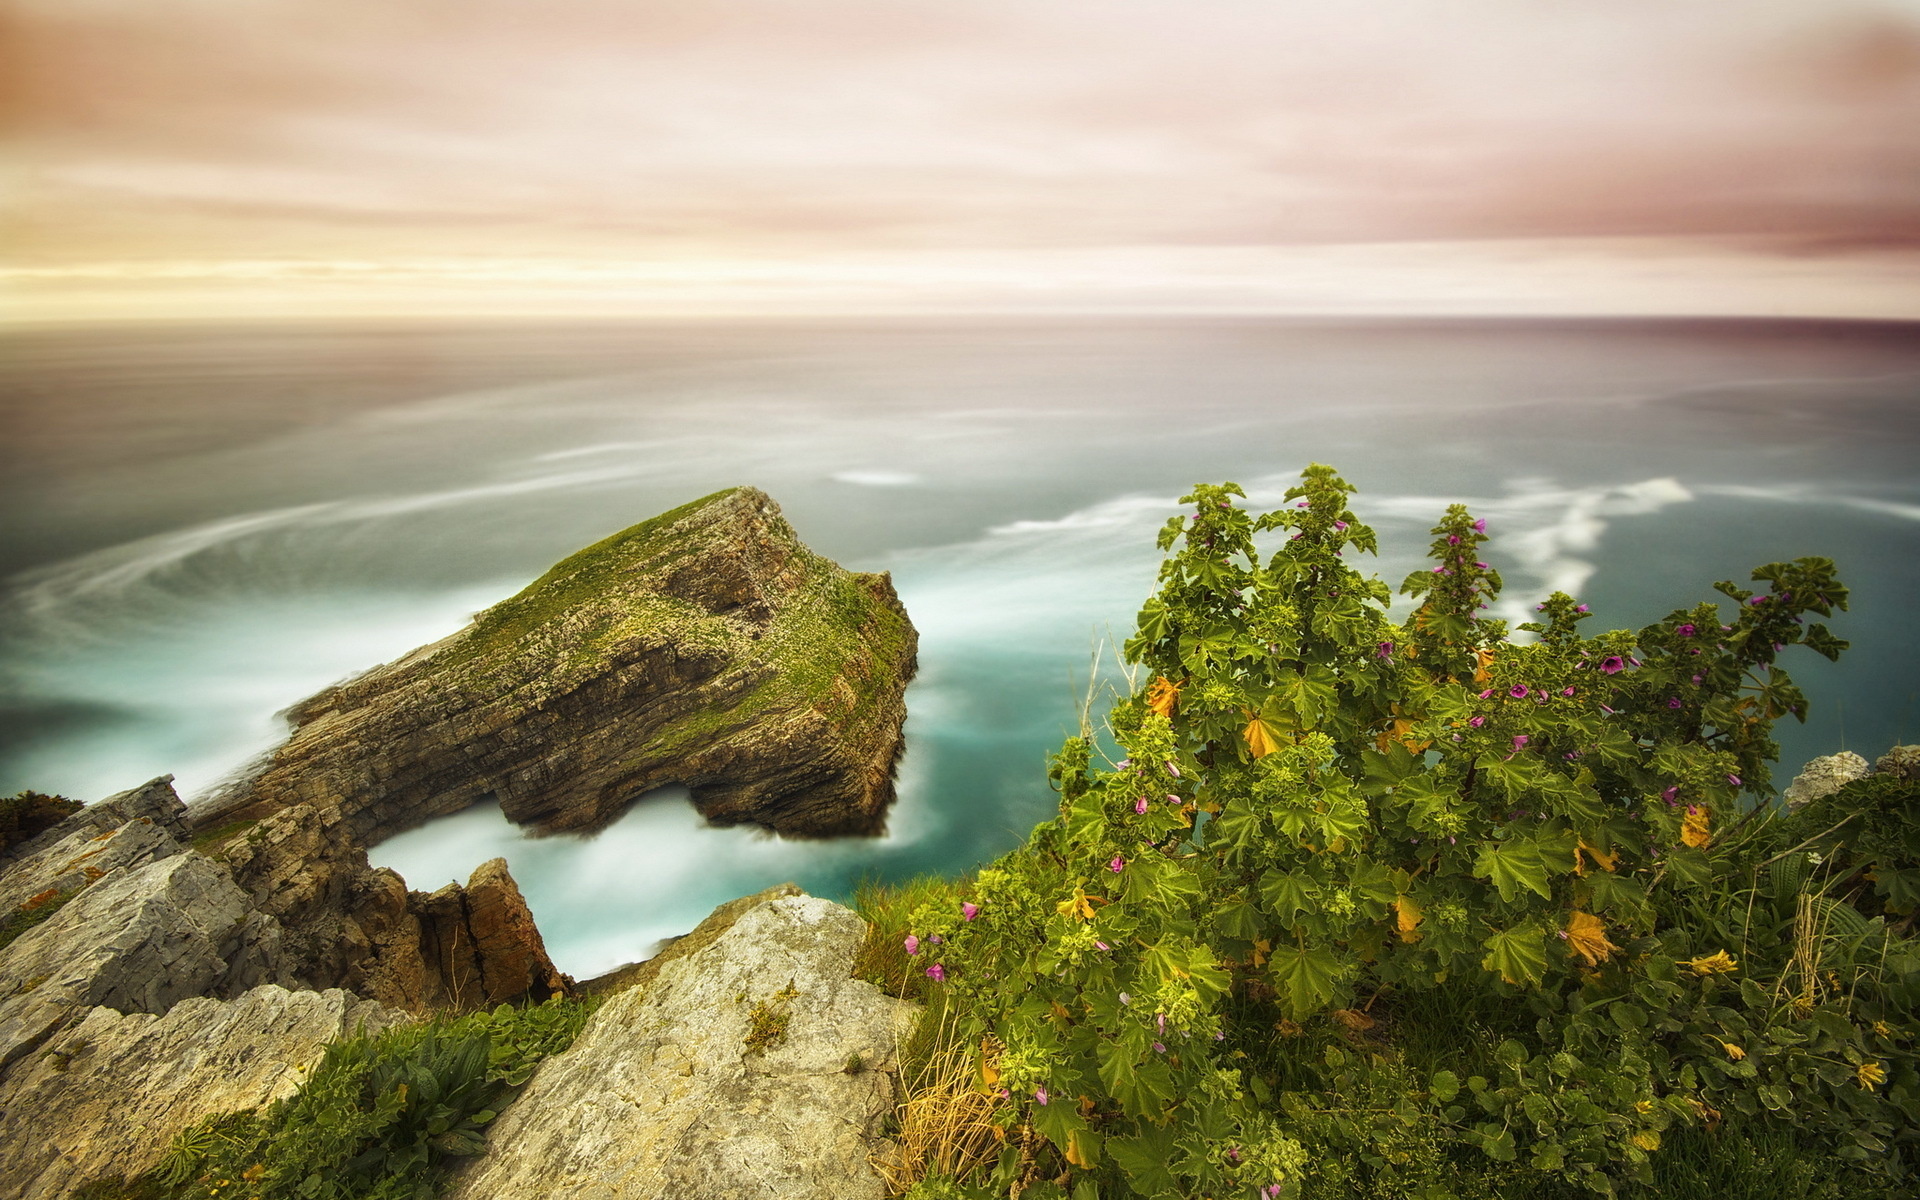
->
[[4, 0, 1919, 321]]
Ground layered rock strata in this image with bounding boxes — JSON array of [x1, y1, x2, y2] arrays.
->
[[448, 893, 915, 1200], [197, 486, 918, 844]]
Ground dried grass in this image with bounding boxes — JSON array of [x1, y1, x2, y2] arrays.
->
[[871, 1005, 1005, 1196]]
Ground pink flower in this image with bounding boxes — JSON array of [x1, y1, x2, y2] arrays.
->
[[1153, 1042, 1167, 1054], [926, 963, 946, 982], [1476, 561, 1490, 570], [1470, 716, 1486, 728], [1166, 761, 1180, 778], [1296, 500, 1309, 508], [961, 902, 979, 921], [1576, 604, 1589, 613], [1119, 991, 1132, 1005], [1095, 940, 1110, 951], [1600, 656, 1626, 674], [1479, 689, 1494, 699], [1335, 520, 1349, 530], [1166, 794, 1180, 805], [1473, 518, 1487, 533], [1662, 786, 1679, 806], [1512, 735, 1529, 750], [1510, 685, 1529, 699], [1677, 624, 1696, 637], [1109, 856, 1126, 873], [1667, 697, 1682, 709], [1448, 534, 1460, 545], [1135, 797, 1149, 815], [1728, 774, 1742, 786], [903, 935, 920, 956], [1377, 641, 1394, 659], [1561, 686, 1575, 696], [1034, 1086, 1049, 1105]]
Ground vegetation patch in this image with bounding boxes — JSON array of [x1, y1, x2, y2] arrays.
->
[[83, 996, 595, 1200], [878, 464, 1916, 1200], [743, 981, 801, 1052], [0, 885, 80, 954], [1, 789, 82, 852], [188, 817, 261, 859]]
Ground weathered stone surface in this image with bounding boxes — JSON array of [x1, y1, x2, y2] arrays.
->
[[195, 486, 917, 844], [0, 776, 189, 876], [219, 803, 566, 1011], [0, 984, 411, 1200], [448, 894, 914, 1200], [1876, 745, 1920, 781], [414, 858, 568, 1010], [0, 808, 182, 917], [579, 882, 803, 998], [0, 853, 291, 1073], [1783, 751, 1874, 811]]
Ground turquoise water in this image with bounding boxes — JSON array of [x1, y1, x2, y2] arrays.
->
[[3, 317, 1916, 976]]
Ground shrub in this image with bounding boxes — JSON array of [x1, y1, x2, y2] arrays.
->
[[1, 789, 82, 852], [903, 464, 1916, 1199]]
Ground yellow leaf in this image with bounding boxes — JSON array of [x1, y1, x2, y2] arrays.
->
[[1680, 804, 1712, 849], [1055, 886, 1095, 921], [1331, 1008, 1376, 1033], [1474, 648, 1497, 685], [1573, 839, 1618, 877], [1565, 911, 1620, 967], [1146, 676, 1182, 720], [1065, 1124, 1099, 1168], [1243, 714, 1280, 759], [1252, 938, 1271, 967], [1393, 895, 1424, 943], [1629, 1130, 1662, 1153]]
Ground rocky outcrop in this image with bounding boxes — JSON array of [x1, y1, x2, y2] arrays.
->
[[0, 985, 410, 1200], [1876, 745, 1920, 780], [215, 801, 566, 1011], [448, 894, 915, 1200], [1784, 751, 1875, 811], [195, 486, 918, 844], [0, 851, 292, 1074]]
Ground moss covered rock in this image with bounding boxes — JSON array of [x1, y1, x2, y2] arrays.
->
[[199, 487, 918, 843]]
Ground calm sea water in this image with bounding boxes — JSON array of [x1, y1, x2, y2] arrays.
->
[[3, 317, 1916, 977]]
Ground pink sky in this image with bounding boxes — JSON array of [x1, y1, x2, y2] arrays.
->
[[5, 0, 1919, 320]]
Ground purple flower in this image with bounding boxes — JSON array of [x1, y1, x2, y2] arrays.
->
[[1448, 835, 1457, 844], [1166, 761, 1180, 778], [1335, 520, 1348, 530], [1728, 774, 1742, 786], [1510, 685, 1529, 699], [1512, 734, 1530, 750], [1377, 641, 1395, 659], [1432, 565, 1449, 575], [1749, 596, 1766, 606], [1668, 697, 1682, 709], [1576, 604, 1589, 613], [926, 963, 946, 982], [1600, 656, 1626, 675], [1157, 1013, 1167, 1034], [1109, 856, 1126, 873], [1691, 674, 1703, 684], [929, 934, 944, 944], [904, 934, 920, 956], [962, 902, 979, 921], [1153, 1041, 1167, 1054], [1473, 518, 1487, 533], [1600, 704, 1616, 715], [1448, 534, 1461, 545], [1034, 1086, 1049, 1105], [1095, 940, 1110, 951], [1116, 758, 1132, 768], [1296, 500, 1309, 508], [1561, 686, 1575, 696], [1662, 786, 1679, 806], [1470, 716, 1486, 728], [1479, 689, 1494, 699], [1135, 797, 1149, 815], [1476, 561, 1490, 570], [1677, 623, 1696, 637]]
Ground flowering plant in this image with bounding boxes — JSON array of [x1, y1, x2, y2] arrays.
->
[[902, 465, 1914, 1199]]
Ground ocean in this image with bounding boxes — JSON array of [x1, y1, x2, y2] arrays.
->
[[3, 316, 1916, 977]]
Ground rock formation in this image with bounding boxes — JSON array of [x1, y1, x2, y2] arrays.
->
[[0, 985, 410, 1200], [1782, 750, 1874, 811], [447, 893, 915, 1200], [196, 486, 918, 845]]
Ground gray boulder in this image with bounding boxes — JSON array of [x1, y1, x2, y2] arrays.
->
[[1782, 751, 1873, 812], [448, 893, 915, 1200], [0, 984, 409, 1200]]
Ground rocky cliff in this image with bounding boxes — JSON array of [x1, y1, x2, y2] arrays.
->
[[196, 486, 918, 845]]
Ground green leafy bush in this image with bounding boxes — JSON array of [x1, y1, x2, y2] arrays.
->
[[134, 996, 593, 1200], [901, 465, 1916, 1199]]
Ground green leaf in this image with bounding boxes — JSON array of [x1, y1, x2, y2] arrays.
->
[[1431, 1070, 1460, 1102], [1108, 1124, 1179, 1196], [1260, 870, 1318, 923], [1475, 839, 1552, 904], [1482, 925, 1549, 986], [1268, 944, 1344, 1017]]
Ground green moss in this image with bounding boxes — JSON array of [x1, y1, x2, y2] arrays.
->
[[0, 886, 80, 954], [188, 817, 260, 859]]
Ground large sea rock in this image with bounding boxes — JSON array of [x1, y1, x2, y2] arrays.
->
[[196, 486, 919, 843]]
